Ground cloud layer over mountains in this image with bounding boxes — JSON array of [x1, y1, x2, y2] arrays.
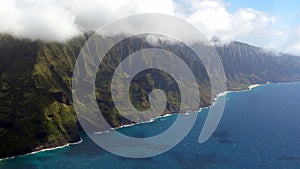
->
[[0, 0, 299, 55]]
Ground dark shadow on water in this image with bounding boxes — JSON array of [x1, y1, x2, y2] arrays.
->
[[123, 131, 147, 138], [216, 138, 236, 144], [213, 130, 236, 145], [117, 156, 154, 161], [169, 151, 231, 169], [275, 155, 300, 161]]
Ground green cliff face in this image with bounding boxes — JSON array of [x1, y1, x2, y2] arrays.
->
[[0, 35, 84, 158], [216, 41, 300, 88], [1, 34, 300, 158]]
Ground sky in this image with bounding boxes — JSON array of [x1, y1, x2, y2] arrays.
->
[[0, 0, 300, 55]]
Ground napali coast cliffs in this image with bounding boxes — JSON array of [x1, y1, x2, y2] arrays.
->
[[1, 34, 300, 159]]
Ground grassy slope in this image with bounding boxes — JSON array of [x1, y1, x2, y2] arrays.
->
[[1, 34, 300, 158], [0, 35, 82, 158]]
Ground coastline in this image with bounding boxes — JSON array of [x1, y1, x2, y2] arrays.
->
[[248, 84, 263, 90], [0, 138, 83, 162], [96, 82, 266, 135], [0, 81, 271, 162], [94, 114, 173, 134]]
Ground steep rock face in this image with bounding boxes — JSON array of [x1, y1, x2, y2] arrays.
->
[[1, 34, 300, 158], [216, 41, 300, 89], [0, 35, 83, 158]]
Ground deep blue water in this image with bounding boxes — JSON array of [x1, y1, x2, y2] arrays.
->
[[1, 82, 300, 169]]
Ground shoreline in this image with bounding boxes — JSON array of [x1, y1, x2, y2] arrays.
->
[[96, 82, 267, 135], [0, 81, 282, 162], [0, 138, 83, 162], [94, 114, 173, 134]]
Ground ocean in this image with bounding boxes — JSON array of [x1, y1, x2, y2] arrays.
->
[[1, 82, 300, 169]]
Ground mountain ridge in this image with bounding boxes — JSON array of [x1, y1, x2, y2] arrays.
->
[[1, 33, 300, 158]]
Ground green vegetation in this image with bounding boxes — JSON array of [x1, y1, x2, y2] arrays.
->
[[1, 34, 300, 158]]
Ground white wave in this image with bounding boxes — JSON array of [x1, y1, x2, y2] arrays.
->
[[161, 114, 172, 117], [0, 138, 83, 162], [216, 91, 229, 98], [248, 84, 262, 90], [69, 138, 83, 145], [0, 144, 69, 162], [115, 123, 135, 130], [0, 156, 15, 162], [94, 130, 111, 134], [27, 144, 69, 155], [94, 114, 176, 135]]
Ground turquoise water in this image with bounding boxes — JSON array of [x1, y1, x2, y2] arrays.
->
[[1, 83, 300, 169]]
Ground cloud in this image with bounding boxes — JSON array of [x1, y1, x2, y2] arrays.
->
[[0, 0, 298, 55], [0, 0, 175, 42], [287, 43, 300, 53], [185, 0, 276, 43], [283, 26, 300, 54], [61, 0, 175, 31], [0, 0, 81, 42]]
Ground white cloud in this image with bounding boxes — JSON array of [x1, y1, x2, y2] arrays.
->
[[186, 0, 232, 40], [287, 43, 300, 53], [0, 0, 81, 42], [283, 26, 300, 54], [0, 0, 299, 55], [0, 0, 175, 41], [185, 1, 276, 43], [61, 0, 175, 31]]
